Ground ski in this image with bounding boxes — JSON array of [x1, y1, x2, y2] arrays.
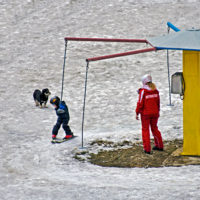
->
[[51, 136, 78, 144]]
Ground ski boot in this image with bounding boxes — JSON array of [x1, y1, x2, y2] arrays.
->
[[52, 135, 56, 140], [63, 134, 73, 140]]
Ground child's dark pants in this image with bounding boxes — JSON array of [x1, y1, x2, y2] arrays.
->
[[52, 119, 72, 136]]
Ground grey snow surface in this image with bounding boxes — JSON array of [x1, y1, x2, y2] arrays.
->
[[1, 0, 200, 199]]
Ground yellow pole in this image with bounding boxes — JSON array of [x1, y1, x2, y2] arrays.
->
[[181, 50, 200, 156]]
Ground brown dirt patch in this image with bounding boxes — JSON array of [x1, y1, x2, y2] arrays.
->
[[83, 139, 200, 168]]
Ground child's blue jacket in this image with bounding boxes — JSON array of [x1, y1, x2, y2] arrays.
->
[[55, 101, 70, 122]]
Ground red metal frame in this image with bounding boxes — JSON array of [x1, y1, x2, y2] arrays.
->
[[64, 37, 156, 62], [65, 37, 148, 43], [86, 47, 156, 62], [64, 37, 157, 148]]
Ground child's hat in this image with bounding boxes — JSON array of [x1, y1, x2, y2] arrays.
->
[[141, 74, 152, 85], [50, 96, 60, 107]]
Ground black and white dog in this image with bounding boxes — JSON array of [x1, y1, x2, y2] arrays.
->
[[33, 88, 51, 108]]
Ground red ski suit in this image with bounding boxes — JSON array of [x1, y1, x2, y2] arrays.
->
[[136, 85, 163, 152]]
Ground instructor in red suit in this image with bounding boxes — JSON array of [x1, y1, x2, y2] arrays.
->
[[135, 74, 164, 154]]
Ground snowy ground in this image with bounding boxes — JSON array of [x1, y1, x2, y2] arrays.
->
[[1, 0, 200, 199]]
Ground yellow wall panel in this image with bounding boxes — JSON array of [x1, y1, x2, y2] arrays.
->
[[184, 52, 198, 77], [182, 50, 200, 155]]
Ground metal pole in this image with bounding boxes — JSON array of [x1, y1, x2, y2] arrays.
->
[[61, 40, 68, 101], [167, 22, 180, 32], [86, 47, 157, 62], [167, 27, 174, 106], [64, 37, 148, 44], [80, 61, 89, 149]]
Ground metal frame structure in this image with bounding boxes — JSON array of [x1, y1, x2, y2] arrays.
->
[[62, 37, 158, 148], [62, 23, 182, 147], [60, 22, 200, 155]]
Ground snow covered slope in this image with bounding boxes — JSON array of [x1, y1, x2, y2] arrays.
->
[[1, 0, 200, 199]]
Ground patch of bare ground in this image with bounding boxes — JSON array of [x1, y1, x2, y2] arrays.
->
[[74, 139, 200, 168]]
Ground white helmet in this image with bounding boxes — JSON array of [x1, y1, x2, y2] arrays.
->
[[141, 74, 152, 85]]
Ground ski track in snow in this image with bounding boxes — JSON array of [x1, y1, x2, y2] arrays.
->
[[1, 0, 200, 199]]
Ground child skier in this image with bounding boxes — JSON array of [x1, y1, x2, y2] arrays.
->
[[50, 96, 73, 140], [135, 74, 163, 154]]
